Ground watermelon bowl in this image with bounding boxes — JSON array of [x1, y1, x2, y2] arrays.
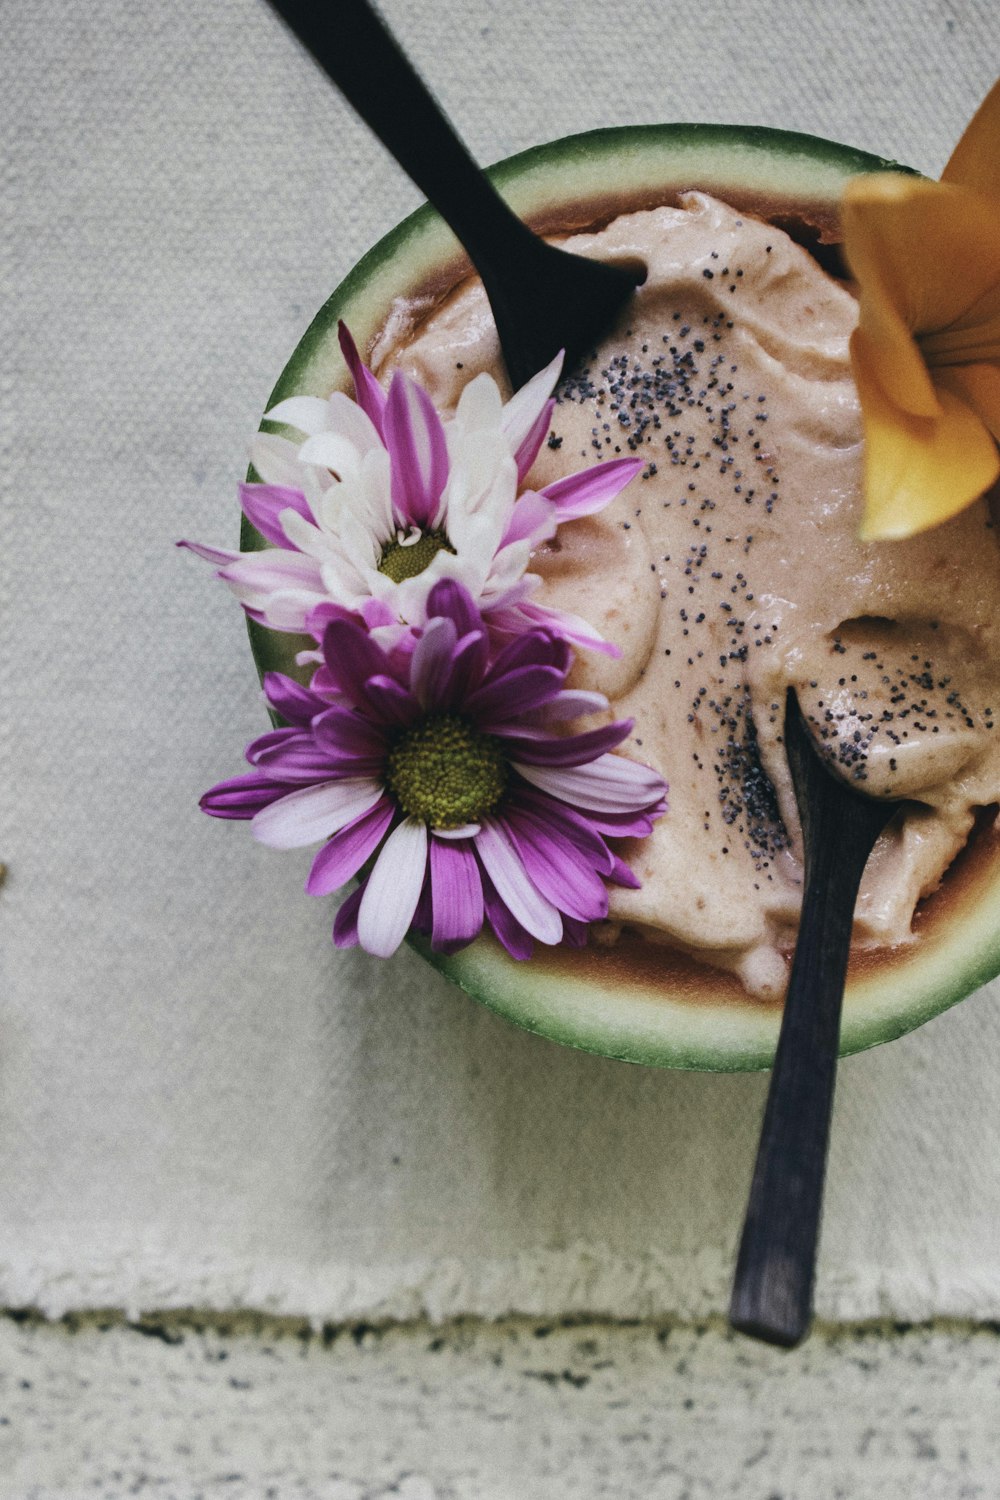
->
[[243, 124, 1000, 1072]]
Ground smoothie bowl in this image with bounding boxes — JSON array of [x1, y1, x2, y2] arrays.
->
[[190, 122, 1000, 1071]]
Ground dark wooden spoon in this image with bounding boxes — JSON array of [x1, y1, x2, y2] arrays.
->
[[264, 0, 643, 389], [729, 688, 907, 1347]]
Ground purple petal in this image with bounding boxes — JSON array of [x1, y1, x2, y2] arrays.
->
[[473, 819, 562, 944], [311, 705, 389, 760], [608, 853, 641, 889], [540, 457, 643, 521], [424, 578, 482, 638], [356, 817, 429, 957], [306, 796, 396, 895], [321, 618, 401, 708], [239, 482, 313, 547], [429, 837, 484, 948], [251, 778, 384, 849], [262, 672, 329, 726], [465, 665, 566, 724], [506, 785, 616, 874], [479, 864, 534, 960], [498, 719, 632, 767], [333, 884, 365, 948], [501, 811, 608, 923], [484, 627, 572, 688], [410, 616, 459, 709], [384, 370, 449, 527], [514, 397, 556, 482], [362, 674, 422, 727], [338, 322, 387, 436], [200, 773, 289, 820]]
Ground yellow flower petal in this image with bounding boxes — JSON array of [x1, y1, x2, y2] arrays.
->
[[844, 176, 1000, 342], [854, 337, 1000, 541], [942, 78, 1000, 201], [938, 362, 1000, 443], [842, 178, 940, 418]]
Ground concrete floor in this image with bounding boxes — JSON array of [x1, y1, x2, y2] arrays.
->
[[2, 1314, 998, 1499]]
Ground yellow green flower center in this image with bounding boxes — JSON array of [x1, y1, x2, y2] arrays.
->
[[387, 713, 508, 828], [378, 528, 455, 583]]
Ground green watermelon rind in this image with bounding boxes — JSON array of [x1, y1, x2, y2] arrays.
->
[[241, 123, 999, 1071]]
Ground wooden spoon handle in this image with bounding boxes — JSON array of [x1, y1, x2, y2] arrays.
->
[[264, 0, 532, 281], [729, 703, 895, 1347]]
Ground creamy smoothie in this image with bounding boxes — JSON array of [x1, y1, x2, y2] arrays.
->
[[375, 193, 1000, 997]]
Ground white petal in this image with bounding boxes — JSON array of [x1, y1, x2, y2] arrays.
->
[[252, 779, 384, 849], [433, 823, 481, 839], [500, 351, 563, 452], [475, 818, 563, 943], [512, 754, 664, 812], [264, 395, 332, 436], [453, 371, 503, 432], [357, 817, 428, 957], [249, 433, 309, 489], [298, 431, 366, 477]]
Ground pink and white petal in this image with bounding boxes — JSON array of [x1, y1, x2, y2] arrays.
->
[[263, 395, 332, 437], [540, 456, 644, 520], [410, 616, 459, 708], [306, 796, 397, 895], [252, 777, 384, 849], [518, 600, 620, 657], [357, 817, 429, 957], [533, 689, 610, 721], [501, 351, 563, 455], [339, 321, 388, 435], [514, 398, 556, 483], [239, 482, 313, 547], [499, 491, 559, 549], [473, 818, 563, 944], [512, 753, 666, 812], [430, 837, 484, 947], [385, 371, 450, 527], [176, 538, 240, 566], [220, 547, 326, 594]]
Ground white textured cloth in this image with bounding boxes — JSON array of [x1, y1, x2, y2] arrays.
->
[[3, 0, 1000, 1324]]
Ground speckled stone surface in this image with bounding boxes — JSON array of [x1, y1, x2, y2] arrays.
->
[[3, 1315, 1000, 1499]]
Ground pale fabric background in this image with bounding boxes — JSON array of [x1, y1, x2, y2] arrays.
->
[[3, 0, 999, 1325]]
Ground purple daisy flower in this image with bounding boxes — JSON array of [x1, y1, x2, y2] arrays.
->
[[201, 580, 667, 960], [180, 325, 642, 658]]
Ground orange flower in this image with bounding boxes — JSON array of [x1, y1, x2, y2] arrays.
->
[[842, 81, 1000, 539]]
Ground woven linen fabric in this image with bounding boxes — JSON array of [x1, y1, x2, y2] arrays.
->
[[3, 0, 999, 1323]]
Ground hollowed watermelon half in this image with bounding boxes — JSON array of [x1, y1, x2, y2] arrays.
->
[[244, 124, 1000, 1071]]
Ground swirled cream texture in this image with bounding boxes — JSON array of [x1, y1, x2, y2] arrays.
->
[[379, 193, 1000, 997]]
